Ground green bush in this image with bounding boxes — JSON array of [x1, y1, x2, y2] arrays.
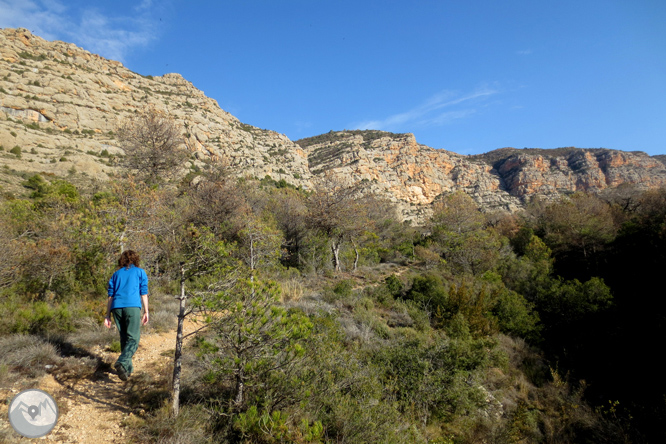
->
[[232, 405, 324, 443], [26, 178, 79, 202], [404, 273, 448, 313], [17, 51, 46, 61], [10, 145, 21, 157], [371, 332, 491, 426], [491, 286, 540, 339], [333, 279, 354, 297], [385, 274, 403, 297], [15, 302, 76, 334]]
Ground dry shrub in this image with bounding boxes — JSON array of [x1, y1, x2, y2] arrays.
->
[[280, 278, 304, 302], [0, 335, 61, 387], [68, 317, 117, 348], [0, 427, 24, 444], [51, 356, 98, 383], [146, 309, 177, 333], [338, 316, 375, 344], [1, 338, 59, 366], [144, 293, 179, 334], [286, 296, 335, 317], [472, 335, 627, 444], [117, 108, 188, 184], [414, 245, 442, 269], [124, 371, 171, 412], [383, 306, 414, 328], [128, 402, 215, 444]]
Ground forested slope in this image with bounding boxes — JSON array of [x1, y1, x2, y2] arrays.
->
[[2, 156, 665, 442]]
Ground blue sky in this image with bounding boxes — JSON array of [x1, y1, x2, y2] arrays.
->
[[1, 0, 665, 155]]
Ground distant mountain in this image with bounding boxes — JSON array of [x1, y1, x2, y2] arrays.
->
[[472, 146, 666, 199], [2, 27, 665, 221], [297, 132, 666, 218]]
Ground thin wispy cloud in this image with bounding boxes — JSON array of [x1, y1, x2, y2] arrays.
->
[[355, 87, 499, 131], [294, 120, 313, 134], [0, 0, 161, 62], [516, 49, 532, 55]]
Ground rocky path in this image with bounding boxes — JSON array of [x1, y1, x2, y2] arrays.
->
[[37, 325, 192, 443]]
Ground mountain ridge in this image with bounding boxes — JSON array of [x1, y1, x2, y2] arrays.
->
[[2, 27, 665, 221]]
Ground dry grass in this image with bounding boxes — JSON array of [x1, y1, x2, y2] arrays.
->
[[144, 293, 179, 334], [68, 317, 117, 348], [127, 402, 216, 444], [279, 278, 304, 302], [51, 355, 99, 382], [0, 334, 61, 383], [286, 294, 335, 317]]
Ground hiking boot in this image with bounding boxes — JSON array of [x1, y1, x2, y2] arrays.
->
[[114, 362, 129, 381]]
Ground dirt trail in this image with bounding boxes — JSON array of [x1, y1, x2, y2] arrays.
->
[[37, 323, 196, 443], [4, 266, 410, 442]]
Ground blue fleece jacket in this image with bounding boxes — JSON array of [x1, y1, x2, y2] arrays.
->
[[107, 265, 148, 309]]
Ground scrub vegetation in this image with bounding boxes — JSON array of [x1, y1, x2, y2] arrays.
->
[[1, 115, 664, 443]]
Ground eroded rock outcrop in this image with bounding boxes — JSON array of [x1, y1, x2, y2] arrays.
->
[[476, 147, 666, 199], [1, 28, 665, 221], [0, 28, 310, 187], [296, 131, 522, 219], [297, 133, 666, 220]]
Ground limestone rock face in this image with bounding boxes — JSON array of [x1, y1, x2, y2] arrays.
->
[[296, 131, 522, 220], [1, 28, 665, 221], [476, 147, 666, 200], [297, 133, 666, 220], [0, 27, 311, 188]]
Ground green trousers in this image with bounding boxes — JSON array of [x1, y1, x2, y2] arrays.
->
[[112, 307, 142, 375]]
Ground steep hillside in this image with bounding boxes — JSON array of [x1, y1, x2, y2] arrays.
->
[[296, 130, 523, 218], [2, 27, 666, 220], [473, 147, 666, 198], [0, 28, 311, 192], [296, 131, 666, 218]]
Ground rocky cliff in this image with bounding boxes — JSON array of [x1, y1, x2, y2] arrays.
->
[[0, 28, 311, 190], [474, 147, 666, 199], [296, 132, 666, 219], [295, 130, 521, 218], [2, 28, 665, 221]]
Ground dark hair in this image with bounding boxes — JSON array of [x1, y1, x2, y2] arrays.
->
[[118, 250, 140, 269]]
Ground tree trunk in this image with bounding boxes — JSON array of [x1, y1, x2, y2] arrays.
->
[[234, 373, 244, 407], [331, 242, 341, 272], [171, 262, 187, 417], [234, 323, 245, 408], [352, 240, 359, 271]]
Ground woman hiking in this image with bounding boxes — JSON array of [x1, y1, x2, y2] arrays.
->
[[104, 250, 149, 381]]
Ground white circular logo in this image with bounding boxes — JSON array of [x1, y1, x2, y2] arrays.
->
[[8, 389, 59, 438]]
